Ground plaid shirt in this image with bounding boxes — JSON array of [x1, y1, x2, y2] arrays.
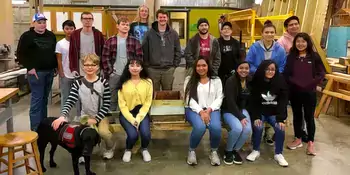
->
[[101, 35, 143, 78]]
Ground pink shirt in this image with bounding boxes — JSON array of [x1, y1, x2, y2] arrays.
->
[[277, 32, 294, 54]]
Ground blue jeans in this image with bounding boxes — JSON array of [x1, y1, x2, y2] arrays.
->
[[119, 105, 151, 150], [252, 115, 285, 154], [185, 108, 221, 150], [28, 71, 54, 131], [59, 76, 80, 118], [223, 109, 252, 151]]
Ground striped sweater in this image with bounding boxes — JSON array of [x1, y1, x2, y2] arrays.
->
[[61, 77, 111, 122]]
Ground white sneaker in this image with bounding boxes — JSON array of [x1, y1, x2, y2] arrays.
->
[[274, 154, 288, 167], [78, 156, 85, 164], [209, 151, 221, 166], [122, 150, 132, 163], [142, 149, 151, 162], [187, 151, 197, 165], [103, 149, 114, 160], [246, 150, 260, 162]]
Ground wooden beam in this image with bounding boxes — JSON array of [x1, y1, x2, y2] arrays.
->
[[0, 0, 14, 45]]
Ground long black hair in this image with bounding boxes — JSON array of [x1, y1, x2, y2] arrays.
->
[[289, 32, 315, 57], [252, 60, 281, 95], [116, 59, 150, 90], [185, 56, 216, 103]]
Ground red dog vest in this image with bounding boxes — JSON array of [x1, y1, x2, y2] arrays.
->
[[59, 124, 79, 148]]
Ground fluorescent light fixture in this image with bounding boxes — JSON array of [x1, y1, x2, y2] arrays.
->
[[12, 0, 27, 5]]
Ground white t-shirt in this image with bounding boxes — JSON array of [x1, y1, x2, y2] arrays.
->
[[56, 38, 74, 78]]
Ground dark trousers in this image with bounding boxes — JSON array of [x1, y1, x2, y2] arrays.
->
[[119, 105, 151, 150], [28, 71, 54, 131], [290, 91, 316, 142]]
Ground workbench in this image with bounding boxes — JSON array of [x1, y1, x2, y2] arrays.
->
[[0, 88, 19, 133]]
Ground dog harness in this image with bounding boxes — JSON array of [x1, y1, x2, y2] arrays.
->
[[59, 124, 88, 148]]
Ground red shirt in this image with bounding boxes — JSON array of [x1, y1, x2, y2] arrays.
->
[[199, 36, 210, 57]]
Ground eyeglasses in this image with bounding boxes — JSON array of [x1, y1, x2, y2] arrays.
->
[[83, 64, 97, 67], [82, 18, 93, 20], [265, 68, 276, 72]]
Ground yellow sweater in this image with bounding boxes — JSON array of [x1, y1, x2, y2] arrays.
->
[[118, 78, 153, 124]]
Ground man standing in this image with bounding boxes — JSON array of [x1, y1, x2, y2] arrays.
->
[[278, 15, 308, 142], [56, 20, 76, 113], [218, 22, 241, 85], [142, 9, 181, 91], [185, 18, 221, 75], [102, 17, 143, 112], [17, 13, 57, 131], [277, 16, 300, 54], [69, 12, 105, 76]]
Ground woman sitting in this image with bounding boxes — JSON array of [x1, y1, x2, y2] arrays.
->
[[117, 59, 153, 163], [221, 61, 252, 165], [184, 57, 224, 166], [246, 60, 289, 167]]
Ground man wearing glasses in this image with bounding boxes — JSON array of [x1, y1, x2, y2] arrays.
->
[[69, 11, 105, 77]]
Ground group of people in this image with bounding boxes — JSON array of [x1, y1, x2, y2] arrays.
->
[[16, 4, 325, 168]]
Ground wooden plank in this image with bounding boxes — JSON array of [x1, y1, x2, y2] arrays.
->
[[311, 36, 332, 73], [315, 78, 333, 117], [302, 0, 317, 33], [326, 74, 350, 84], [323, 90, 350, 101], [311, 0, 329, 45], [338, 89, 350, 96]]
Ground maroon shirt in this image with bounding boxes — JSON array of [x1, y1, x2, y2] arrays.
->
[[199, 36, 210, 57], [285, 53, 325, 92]]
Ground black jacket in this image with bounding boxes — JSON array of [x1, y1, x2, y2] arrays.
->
[[249, 60, 289, 123], [222, 74, 252, 120], [218, 37, 241, 83], [17, 27, 57, 71]]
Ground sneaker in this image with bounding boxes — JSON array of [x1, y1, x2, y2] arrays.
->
[[307, 141, 316, 156], [232, 150, 243, 165], [103, 149, 114, 160], [246, 150, 260, 162], [142, 149, 152, 162], [78, 156, 85, 164], [122, 150, 132, 162], [187, 151, 197, 165], [209, 151, 221, 166], [223, 151, 233, 165], [274, 154, 289, 167], [287, 138, 303, 150]]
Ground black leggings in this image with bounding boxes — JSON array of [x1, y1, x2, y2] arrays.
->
[[290, 91, 316, 142]]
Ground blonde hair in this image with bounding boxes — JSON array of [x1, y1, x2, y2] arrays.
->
[[81, 53, 100, 66], [134, 5, 150, 25]]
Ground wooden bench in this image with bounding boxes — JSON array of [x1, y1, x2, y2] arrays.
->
[[315, 72, 350, 118]]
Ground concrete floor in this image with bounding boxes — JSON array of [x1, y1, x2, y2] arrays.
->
[[1, 67, 350, 175]]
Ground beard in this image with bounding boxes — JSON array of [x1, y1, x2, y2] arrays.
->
[[199, 29, 208, 35]]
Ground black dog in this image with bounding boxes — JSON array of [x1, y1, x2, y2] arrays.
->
[[37, 117, 100, 175]]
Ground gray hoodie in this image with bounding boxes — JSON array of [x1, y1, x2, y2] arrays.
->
[[142, 21, 181, 69]]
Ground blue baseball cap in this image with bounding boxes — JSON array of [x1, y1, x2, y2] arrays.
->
[[32, 13, 47, 22]]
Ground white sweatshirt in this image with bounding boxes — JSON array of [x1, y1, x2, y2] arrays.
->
[[184, 76, 223, 113]]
